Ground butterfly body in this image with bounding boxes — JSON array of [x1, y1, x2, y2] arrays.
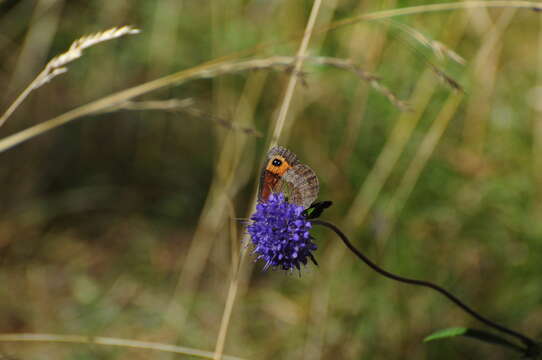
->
[[258, 146, 319, 209]]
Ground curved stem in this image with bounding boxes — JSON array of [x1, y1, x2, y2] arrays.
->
[[312, 219, 536, 351]]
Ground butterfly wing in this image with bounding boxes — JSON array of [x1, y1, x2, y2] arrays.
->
[[258, 146, 319, 208], [276, 164, 319, 208]]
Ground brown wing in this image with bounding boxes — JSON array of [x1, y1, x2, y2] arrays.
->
[[276, 164, 319, 208]]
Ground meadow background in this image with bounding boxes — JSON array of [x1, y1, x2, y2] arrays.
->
[[1, 0, 541, 359]]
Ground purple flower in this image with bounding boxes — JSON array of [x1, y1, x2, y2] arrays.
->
[[247, 193, 317, 272]]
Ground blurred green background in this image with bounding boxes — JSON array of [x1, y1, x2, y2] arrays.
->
[[1, 0, 541, 359]]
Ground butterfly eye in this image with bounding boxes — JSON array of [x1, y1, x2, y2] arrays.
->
[[272, 158, 282, 167]]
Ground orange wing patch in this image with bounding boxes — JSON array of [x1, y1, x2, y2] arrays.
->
[[265, 155, 292, 176], [260, 155, 293, 202]]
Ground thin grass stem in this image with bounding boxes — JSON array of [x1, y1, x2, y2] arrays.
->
[[319, 1, 541, 35], [213, 198, 241, 360], [0, 333, 246, 360], [271, 0, 323, 146]]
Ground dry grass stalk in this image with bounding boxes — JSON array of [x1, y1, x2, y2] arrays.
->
[[535, 8, 542, 187], [0, 25, 140, 128], [0, 333, 245, 360], [462, 8, 516, 151], [213, 200, 240, 360], [103, 98, 194, 112], [390, 20, 465, 65], [198, 56, 408, 110], [381, 21, 465, 92], [319, 1, 542, 35], [117, 56, 406, 111], [182, 104, 263, 137], [428, 63, 464, 92], [0, 55, 406, 154], [104, 98, 262, 137], [309, 56, 410, 110], [270, 0, 323, 145]]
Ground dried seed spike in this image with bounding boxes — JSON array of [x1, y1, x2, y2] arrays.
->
[[0, 25, 141, 128], [48, 25, 141, 69]]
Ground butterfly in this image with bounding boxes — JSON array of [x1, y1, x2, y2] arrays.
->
[[258, 145, 332, 219]]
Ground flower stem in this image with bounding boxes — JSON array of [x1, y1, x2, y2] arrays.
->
[[312, 219, 536, 352]]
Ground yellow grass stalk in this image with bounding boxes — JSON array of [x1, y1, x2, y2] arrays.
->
[[0, 333, 245, 360]]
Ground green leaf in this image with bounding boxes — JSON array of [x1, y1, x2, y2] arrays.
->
[[424, 327, 525, 354], [424, 327, 467, 342]]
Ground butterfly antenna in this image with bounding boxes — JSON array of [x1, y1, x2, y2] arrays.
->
[[232, 217, 250, 224]]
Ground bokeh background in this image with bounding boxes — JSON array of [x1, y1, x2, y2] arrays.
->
[[1, 0, 541, 359]]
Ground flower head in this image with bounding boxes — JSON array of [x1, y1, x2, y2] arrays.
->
[[247, 193, 317, 271]]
